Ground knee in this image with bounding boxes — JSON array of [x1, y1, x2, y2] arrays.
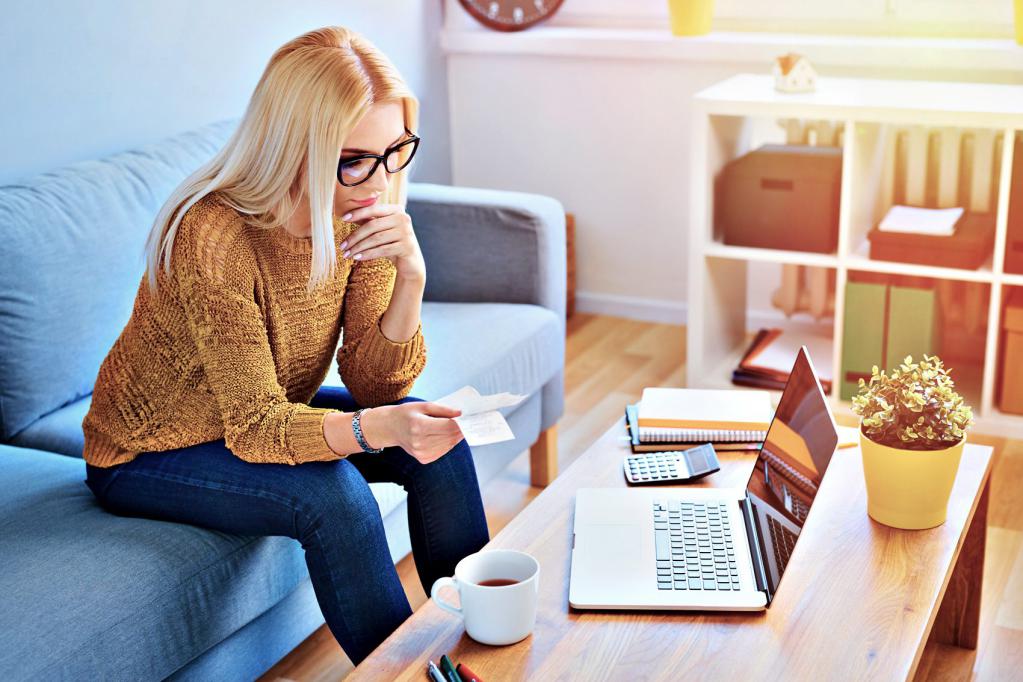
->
[[293, 460, 380, 536], [445, 437, 474, 466], [425, 437, 478, 483]]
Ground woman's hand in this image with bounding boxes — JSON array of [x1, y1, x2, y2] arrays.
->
[[340, 204, 426, 282], [361, 402, 464, 465]]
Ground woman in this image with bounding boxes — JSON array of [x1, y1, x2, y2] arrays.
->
[[81, 26, 489, 665]]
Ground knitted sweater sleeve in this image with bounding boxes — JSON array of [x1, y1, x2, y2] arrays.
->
[[173, 210, 342, 465], [336, 254, 426, 407]]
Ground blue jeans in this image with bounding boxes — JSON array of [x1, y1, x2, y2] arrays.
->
[[83, 386, 490, 664]]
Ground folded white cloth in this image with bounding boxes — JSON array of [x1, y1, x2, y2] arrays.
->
[[878, 205, 963, 236]]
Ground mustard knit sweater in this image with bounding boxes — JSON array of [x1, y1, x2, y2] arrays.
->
[[81, 192, 426, 468]]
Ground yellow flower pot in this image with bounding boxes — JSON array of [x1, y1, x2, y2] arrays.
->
[[859, 430, 965, 530], [667, 0, 714, 37]]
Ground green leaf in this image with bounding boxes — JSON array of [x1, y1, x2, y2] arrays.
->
[[853, 353, 971, 449]]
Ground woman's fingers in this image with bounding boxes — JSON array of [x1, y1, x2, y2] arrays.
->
[[420, 402, 462, 418], [402, 404, 466, 464], [352, 245, 399, 262], [424, 416, 465, 446], [341, 214, 410, 253], [341, 219, 396, 252], [423, 413, 464, 438], [343, 226, 400, 259], [343, 219, 407, 254], [340, 203, 400, 224]]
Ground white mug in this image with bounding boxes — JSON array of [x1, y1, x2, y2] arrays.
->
[[430, 549, 539, 646]]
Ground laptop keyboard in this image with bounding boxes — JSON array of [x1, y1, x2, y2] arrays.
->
[[767, 515, 798, 574], [653, 500, 740, 591], [789, 494, 810, 523]]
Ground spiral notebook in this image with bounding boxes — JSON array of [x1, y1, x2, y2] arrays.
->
[[638, 424, 767, 443], [625, 405, 763, 453]]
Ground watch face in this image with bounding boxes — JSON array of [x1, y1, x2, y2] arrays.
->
[[458, 0, 565, 32]]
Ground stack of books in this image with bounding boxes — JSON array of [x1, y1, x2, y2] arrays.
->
[[625, 387, 773, 454], [733, 328, 833, 393]]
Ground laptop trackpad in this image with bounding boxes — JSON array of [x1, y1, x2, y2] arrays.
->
[[580, 523, 643, 571]]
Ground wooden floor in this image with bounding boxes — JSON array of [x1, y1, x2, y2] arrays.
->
[[261, 314, 1023, 682]]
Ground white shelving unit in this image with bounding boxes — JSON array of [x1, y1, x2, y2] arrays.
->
[[686, 73, 1023, 435]]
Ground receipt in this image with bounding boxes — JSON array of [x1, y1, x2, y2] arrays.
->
[[435, 386, 528, 446]]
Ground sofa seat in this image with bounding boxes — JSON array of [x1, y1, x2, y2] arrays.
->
[[0, 444, 303, 679], [0, 302, 561, 680]]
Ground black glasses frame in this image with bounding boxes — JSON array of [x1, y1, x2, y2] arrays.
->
[[336, 129, 420, 187]]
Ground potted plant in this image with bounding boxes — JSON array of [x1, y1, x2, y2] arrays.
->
[[851, 355, 973, 530]]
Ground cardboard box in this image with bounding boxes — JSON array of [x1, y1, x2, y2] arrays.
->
[[867, 210, 995, 270], [715, 143, 841, 253], [1005, 133, 1023, 274], [998, 288, 1023, 414]]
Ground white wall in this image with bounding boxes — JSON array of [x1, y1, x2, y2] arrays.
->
[[0, 0, 450, 186], [443, 25, 1023, 323]]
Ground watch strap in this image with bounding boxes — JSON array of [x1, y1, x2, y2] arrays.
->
[[352, 408, 384, 454]]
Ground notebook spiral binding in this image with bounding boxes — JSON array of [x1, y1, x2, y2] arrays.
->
[[638, 427, 768, 444]]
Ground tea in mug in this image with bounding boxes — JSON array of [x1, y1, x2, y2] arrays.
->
[[476, 578, 520, 587]]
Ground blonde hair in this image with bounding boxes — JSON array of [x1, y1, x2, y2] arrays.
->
[[143, 26, 419, 294]]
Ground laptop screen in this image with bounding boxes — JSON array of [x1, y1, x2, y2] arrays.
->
[[744, 346, 838, 597]]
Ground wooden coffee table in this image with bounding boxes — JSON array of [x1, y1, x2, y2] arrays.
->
[[349, 419, 992, 681]]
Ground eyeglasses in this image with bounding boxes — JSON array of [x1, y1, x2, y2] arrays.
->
[[336, 129, 420, 187]]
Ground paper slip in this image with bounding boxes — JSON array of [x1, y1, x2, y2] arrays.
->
[[435, 386, 528, 446], [878, 205, 963, 236]]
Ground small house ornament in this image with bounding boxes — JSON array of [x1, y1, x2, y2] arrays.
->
[[773, 52, 816, 93]]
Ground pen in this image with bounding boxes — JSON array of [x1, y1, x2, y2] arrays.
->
[[439, 654, 461, 682], [457, 662, 485, 682], [426, 659, 446, 682]]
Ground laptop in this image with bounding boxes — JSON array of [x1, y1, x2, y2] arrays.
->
[[569, 346, 838, 611]]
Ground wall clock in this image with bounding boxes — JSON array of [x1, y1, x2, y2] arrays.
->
[[457, 0, 565, 32]]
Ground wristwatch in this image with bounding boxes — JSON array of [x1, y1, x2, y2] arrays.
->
[[351, 408, 384, 454]]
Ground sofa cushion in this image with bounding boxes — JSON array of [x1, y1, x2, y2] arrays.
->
[[7, 394, 91, 458], [0, 119, 239, 441], [0, 443, 403, 680]]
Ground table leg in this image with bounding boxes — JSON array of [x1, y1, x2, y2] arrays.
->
[[930, 479, 989, 649]]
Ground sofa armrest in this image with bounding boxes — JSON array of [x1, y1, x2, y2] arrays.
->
[[406, 183, 567, 323]]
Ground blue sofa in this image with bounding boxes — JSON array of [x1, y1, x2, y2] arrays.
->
[[0, 120, 565, 680]]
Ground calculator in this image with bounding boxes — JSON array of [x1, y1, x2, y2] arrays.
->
[[623, 444, 721, 485]]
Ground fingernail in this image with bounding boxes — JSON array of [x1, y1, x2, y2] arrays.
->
[[340, 241, 348, 250], [342, 213, 352, 221], [343, 250, 351, 258], [354, 253, 362, 260]]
